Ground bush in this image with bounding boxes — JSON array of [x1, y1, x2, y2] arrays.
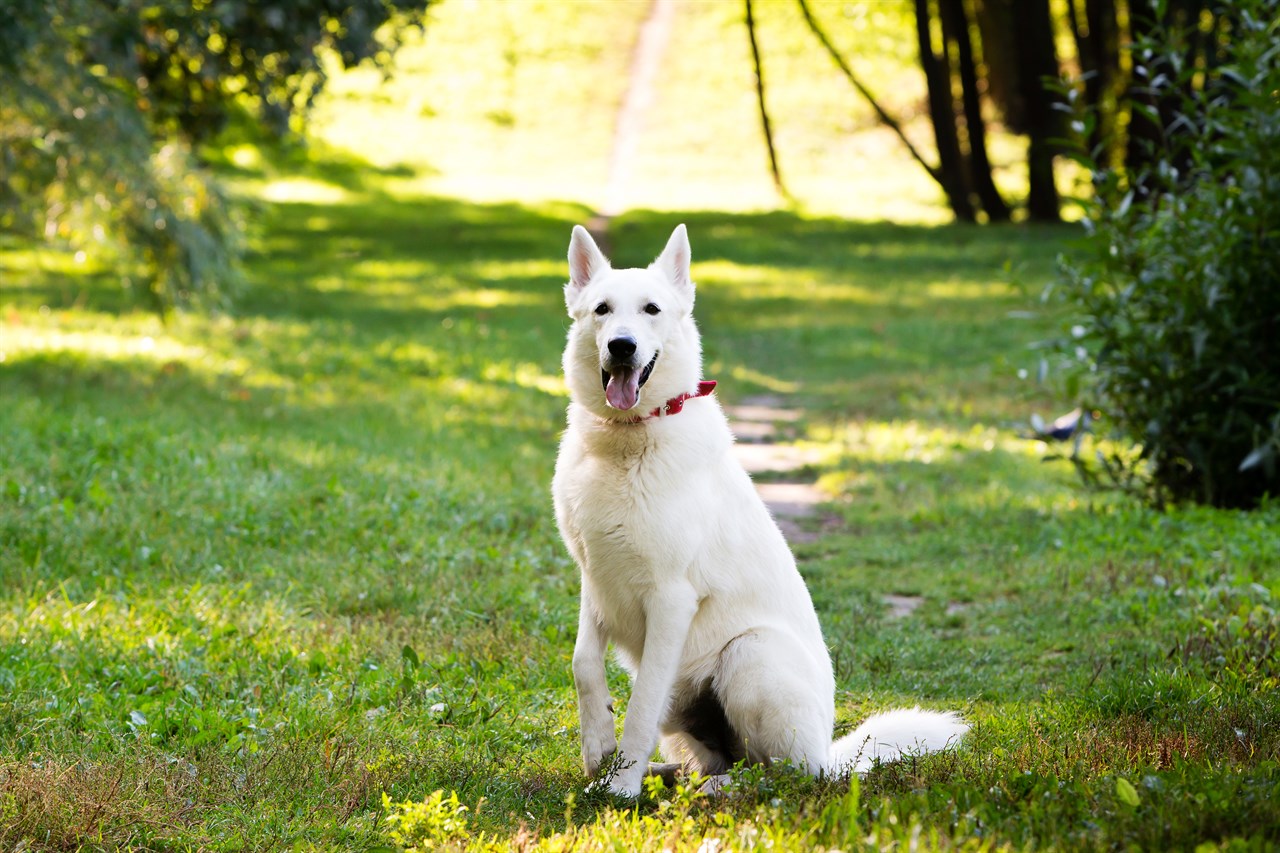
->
[[1048, 3, 1280, 509], [0, 0, 428, 310]]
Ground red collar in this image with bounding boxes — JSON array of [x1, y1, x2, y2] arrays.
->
[[651, 380, 717, 417]]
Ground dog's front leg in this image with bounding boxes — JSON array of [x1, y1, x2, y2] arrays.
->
[[573, 595, 616, 777], [608, 583, 698, 799]]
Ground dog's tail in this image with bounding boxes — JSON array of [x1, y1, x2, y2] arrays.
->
[[827, 707, 968, 776]]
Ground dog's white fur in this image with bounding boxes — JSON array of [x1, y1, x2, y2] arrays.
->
[[552, 224, 967, 798]]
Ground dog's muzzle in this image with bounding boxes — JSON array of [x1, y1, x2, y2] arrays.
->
[[602, 345, 658, 411]]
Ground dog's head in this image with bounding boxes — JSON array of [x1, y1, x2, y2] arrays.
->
[[562, 224, 702, 420]]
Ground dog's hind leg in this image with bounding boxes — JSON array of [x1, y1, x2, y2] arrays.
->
[[712, 629, 832, 775], [646, 762, 682, 788], [660, 685, 745, 776]]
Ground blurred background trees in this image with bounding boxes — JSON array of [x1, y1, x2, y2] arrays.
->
[[0, 0, 428, 310], [6, 0, 1267, 296], [792, 0, 1270, 225]]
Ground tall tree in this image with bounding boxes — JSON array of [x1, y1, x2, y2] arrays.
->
[[940, 0, 1010, 221], [972, 0, 1023, 132], [1124, 0, 1224, 193], [913, 0, 977, 221], [1011, 0, 1063, 221], [1066, 0, 1121, 163]]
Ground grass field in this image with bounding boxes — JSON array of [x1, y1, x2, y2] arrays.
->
[[2, 1, 1278, 850]]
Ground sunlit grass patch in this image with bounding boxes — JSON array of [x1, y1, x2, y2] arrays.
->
[[2, 325, 208, 365], [309, 0, 648, 207], [259, 177, 353, 204]]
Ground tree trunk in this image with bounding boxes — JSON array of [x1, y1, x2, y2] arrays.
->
[[1125, 0, 1163, 185], [940, 0, 1009, 221], [973, 0, 1023, 133], [1126, 0, 1218, 193], [1011, 0, 1061, 221], [913, 0, 976, 222], [1082, 0, 1120, 163]]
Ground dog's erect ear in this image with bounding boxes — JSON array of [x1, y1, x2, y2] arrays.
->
[[567, 225, 609, 293], [652, 223, 692, 292]]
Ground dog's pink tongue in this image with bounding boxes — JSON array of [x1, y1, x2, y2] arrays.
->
[[606, 367, 640, 410]]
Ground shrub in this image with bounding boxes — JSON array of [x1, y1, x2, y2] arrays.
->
[[0, 0, 428, 310], [1048, 3, 1280, 509]]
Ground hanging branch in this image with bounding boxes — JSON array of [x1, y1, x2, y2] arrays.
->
[[744, 0, 788, 199], [795, 0, 941, 185]]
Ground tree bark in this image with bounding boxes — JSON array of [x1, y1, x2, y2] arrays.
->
[[1081, 0, 1120, 162], [1126, 0, 1218, 192], [1011, 0, 1061, 221], [973, 0, 1023, 133], [940, 0, 1009, 221], [913, 0, 976, 222]]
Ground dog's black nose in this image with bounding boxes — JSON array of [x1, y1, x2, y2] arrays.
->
[[608, 337, 637, 361]]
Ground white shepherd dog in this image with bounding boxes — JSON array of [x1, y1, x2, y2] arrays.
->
[[552, 224, 967, 798]]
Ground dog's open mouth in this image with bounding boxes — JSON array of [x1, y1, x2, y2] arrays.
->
[[602, 352, 658, 411]]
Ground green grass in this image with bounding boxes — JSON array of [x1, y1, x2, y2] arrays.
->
[[2, 1, 1278, 850]]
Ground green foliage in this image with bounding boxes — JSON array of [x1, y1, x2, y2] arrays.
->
[[1050, 2, 1280, 508], [383, 789, 474, 851], [0, 0, 427, 310], [1179, 579, 1279, 689]]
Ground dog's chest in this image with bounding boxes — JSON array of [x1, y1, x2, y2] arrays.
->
[[565, 447, 684, 567], [557, 427, 711, 599]]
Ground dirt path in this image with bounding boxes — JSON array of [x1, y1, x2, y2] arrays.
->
[[724, 395, 835, 545], [588, 0, 676, 250]]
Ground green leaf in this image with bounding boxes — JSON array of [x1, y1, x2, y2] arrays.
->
[[401, 644, 420, 669], [1116, 776, 1141, 807]]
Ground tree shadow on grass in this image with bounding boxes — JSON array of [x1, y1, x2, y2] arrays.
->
[[2, 191, 1079, 609], [2, 169, 1084, 575]]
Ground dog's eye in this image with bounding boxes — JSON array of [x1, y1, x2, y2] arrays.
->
[[594, 303, 610, 316], [644, 303, 661, 316]]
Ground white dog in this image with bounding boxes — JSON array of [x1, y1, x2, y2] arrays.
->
[[552, 224, 967, 798]]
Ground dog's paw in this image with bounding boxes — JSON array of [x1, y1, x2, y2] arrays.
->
[[605, 776, 643, 800], [585, 764, 642, 800], [581, 733, 617, 778]]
